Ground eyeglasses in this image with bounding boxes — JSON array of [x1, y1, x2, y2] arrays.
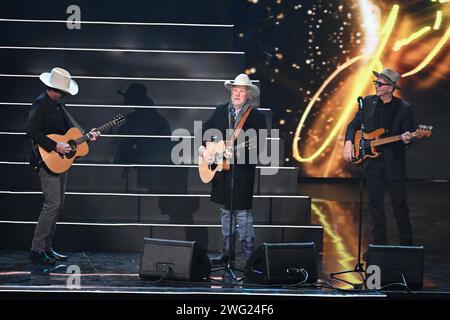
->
[[373, 80, 390, 87]]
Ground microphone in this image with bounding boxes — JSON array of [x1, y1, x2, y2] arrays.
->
[[230, 106, 236, 119], [357, 96, 364, 109], [230, 106, 236, 128]]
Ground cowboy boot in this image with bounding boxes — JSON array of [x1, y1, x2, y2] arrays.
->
[[242, 238, 254, 261], [211, 235, 235, 265]]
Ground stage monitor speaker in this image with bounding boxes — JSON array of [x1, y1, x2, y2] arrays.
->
[[245, 242, 318, 284], [139, 238, 211, 281], [366, 244, 424, 289]]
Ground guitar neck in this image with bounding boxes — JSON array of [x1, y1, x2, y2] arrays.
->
[[74, 121, 116, 145], [371, 132, 416, 147], [226, 139, 251, 152]]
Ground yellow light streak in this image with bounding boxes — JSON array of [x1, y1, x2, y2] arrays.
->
[[293, 5, 399, 163], [393, 26, 431, 51], [434, 10, 443, 30], [402, 25, 450, 77]]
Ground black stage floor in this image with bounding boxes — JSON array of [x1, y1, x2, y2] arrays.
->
[[1, 180, 449, 300]]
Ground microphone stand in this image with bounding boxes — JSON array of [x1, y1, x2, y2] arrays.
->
[[330, 97, 367, 289], [211, 106, 244, 283]]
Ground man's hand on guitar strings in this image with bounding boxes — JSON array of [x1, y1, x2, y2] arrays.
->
[[401, 131, 413, 144], [56, 142, 71, 154], [87, 128, 101, 141], [202, 149, 214, 164], [224, 149, 233, 159]]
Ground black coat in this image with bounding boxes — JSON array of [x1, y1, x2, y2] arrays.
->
[[201, 103, 267, 210], [345, 95, 415, 180], [26, 92, 72, 171]]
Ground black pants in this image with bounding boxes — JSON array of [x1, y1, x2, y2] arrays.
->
[[31, 169, 67, 252], [366, 159, 413, 245]]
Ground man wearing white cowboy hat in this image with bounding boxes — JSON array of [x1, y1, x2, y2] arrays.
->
[[343, 67, 416, 246], [198, 73, 266, 265], [26, 67, 100, 264]]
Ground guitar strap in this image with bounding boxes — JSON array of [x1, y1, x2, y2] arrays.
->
[[226, 106, 253, 149], [60, 104, 86, 134]]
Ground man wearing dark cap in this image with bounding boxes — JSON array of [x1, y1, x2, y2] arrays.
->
[[343, 68, 415, 245]]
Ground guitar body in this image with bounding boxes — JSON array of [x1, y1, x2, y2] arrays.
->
[[198, 140, 230, 183], [38, 127, 89, 174], [352, 128, 385, 164]]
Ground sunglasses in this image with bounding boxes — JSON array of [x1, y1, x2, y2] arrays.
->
[[373, 80, 390, 87]]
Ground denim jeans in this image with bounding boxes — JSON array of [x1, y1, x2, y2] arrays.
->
[[220, 208, 255, 242]]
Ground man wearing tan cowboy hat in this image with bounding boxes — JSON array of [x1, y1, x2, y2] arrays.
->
[[26, 67, 100, 264], [198, 73, 266, 265], [343, 68, 416, 246]]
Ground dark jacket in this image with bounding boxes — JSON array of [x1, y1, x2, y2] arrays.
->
[[345, 95, 415, 180], [202, 103, 267, 210], [26, 92, 71, 170]]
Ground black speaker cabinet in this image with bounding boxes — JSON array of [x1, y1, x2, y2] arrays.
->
[[245, 242, 318, 284], [366, 244, 424, 289], [139, 238, 211, 281]]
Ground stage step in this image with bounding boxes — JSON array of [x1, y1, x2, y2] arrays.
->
[[0, 49, 245, 79], [0, 222, 323, 253], [0, 163, 297, 194], [0, 21, 234, 51], [0, 192, 311, 225], [0, 132, 281, 162], [0, 76, 260, 106]]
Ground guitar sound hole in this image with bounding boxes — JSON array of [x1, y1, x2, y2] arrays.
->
[[66, 140, 77, 159], [208, 163, 218, 170]]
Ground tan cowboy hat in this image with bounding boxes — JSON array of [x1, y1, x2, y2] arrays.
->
[[372, 68, 401, 89], [39, 67, 79, 95], [224, 73, 260, 98]]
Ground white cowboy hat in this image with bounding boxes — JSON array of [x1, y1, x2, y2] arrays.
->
[[39, 67, 79, 95], [224, 73, 260, 98]]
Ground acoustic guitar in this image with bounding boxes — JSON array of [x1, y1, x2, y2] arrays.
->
[[352, 124, 432, 164], [38, 114, 125, 174], [198, 138, 256, 183]]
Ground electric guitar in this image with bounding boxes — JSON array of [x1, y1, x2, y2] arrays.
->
[[38, 114, 125, 174], [198, 138, 256, 183], [352, 124, 433, 164]]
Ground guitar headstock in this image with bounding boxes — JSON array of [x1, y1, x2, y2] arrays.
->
[[415, 124, 433, 139], [112, 114, 126, 127]]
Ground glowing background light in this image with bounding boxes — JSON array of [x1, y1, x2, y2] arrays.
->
[[290, 1, 450, 177]]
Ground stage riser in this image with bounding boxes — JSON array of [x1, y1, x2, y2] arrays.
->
[[0, 50, 244, 79], [0, 107, 273, 134], [0, 224, 323, 253], [0, 135, 282, 166], [0, 194, 311, 225], [0, 164, 297, 194], [0, 22, 234, 51], [1, 0, 228, 24], [0, 78, 260, 106]]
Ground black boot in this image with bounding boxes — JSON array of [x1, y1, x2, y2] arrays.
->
[[30, 250, 56, 265], [211, 235, 235, 265], [46, 249, 68, 261], [210, 252, 230, 265]]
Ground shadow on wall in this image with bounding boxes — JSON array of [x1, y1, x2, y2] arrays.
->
[[115, 83, 207, 249]]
